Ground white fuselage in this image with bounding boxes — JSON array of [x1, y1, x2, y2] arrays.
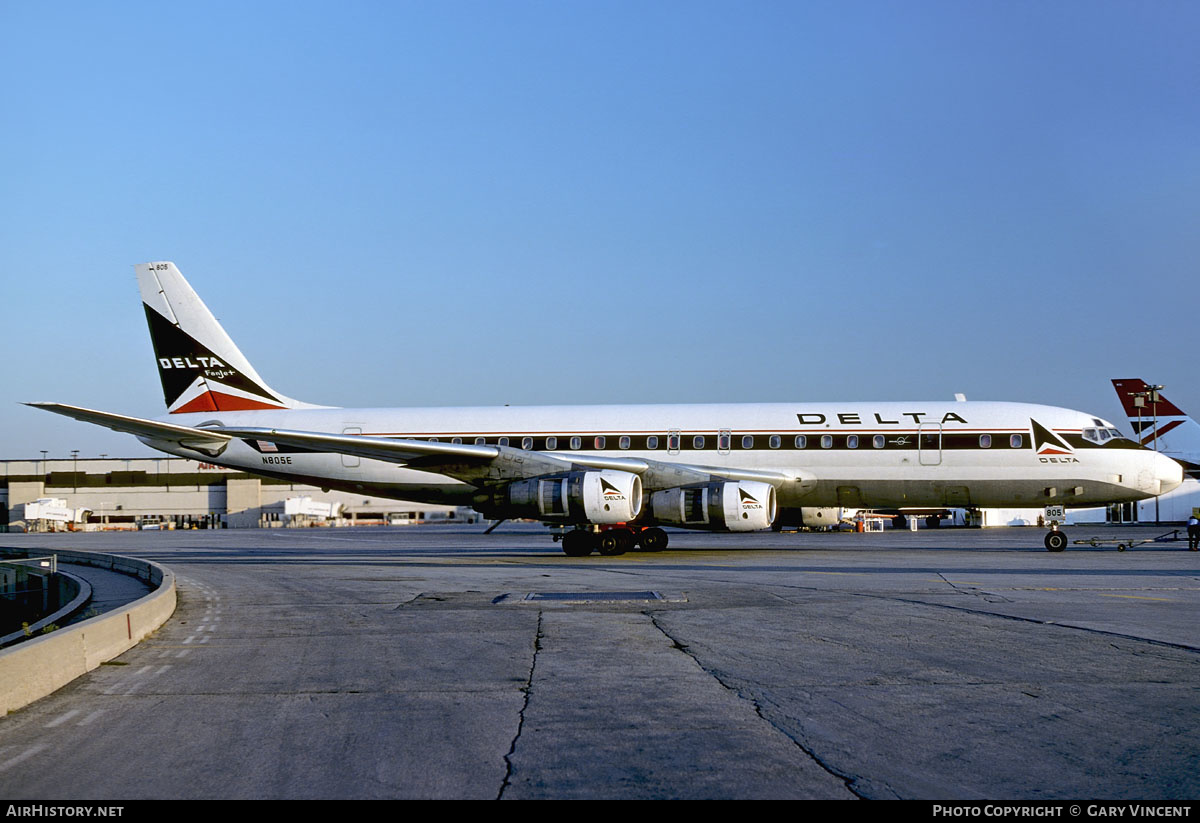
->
[[143, 399, 1183, 513]]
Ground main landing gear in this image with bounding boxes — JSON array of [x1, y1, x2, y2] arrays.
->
[[558, 526, 669, 557]]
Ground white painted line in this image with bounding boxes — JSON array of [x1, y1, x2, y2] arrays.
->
[[0, 744, 49, 772], [45, 710, 81, 728], [78, 710, 106, 726]]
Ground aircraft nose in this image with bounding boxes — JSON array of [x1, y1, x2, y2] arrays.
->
[[1155, 452, 1184, 495]]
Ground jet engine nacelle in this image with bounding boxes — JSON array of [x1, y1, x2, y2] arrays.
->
[[480, 470, 643, 525], [775, 506, 842, 529], [650, 480, 777, 532]]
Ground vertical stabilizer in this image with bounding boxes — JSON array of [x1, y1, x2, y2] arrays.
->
[[138, 262, 313, 414], [1111, 378, 1200, 468]]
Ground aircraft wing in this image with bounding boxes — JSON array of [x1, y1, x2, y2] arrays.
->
[[216, 425, 803, 490], [217, 425, 579, 484], [26, 403, 233, 456], [565, 453, 797, 488], [216, 426, 501, 463]]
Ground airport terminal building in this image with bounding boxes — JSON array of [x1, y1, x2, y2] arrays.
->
[[0, 456, 470, 531]]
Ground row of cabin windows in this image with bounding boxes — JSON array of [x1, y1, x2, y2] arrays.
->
[[422, 433, 1026, 450]]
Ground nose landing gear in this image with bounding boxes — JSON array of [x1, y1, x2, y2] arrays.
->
[[1044, 527, 1067, 552]]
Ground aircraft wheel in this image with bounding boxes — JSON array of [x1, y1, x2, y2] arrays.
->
[[1117, 544, 1127, 552], [597, 532, 625, 556], [925, 515, 940, 529], [562, 531, 593, 557], [615, 530, 636, 553], [893, 515, 906, 530], [1044, 531, 1067, 552], [639, 527, 668, 552]]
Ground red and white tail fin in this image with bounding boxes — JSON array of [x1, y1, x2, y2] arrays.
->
[[138, 262, 323, 414], [1111, 379, 1200, 468]]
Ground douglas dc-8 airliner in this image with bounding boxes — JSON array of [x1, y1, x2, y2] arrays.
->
[[30, 262, 1182, 554]]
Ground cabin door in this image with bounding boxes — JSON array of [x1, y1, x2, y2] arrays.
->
[[918, 423, 942, 466]]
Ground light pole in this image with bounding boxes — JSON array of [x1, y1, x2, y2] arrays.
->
[[71, 449, 79, 493], [1128, 385, 1165, 525]]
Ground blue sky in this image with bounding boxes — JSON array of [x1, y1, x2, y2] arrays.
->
[[2, 1, 1198, 458]]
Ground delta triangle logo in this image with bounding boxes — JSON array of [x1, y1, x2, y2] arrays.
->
[[738, 487, 762, 508], [600, 478, 625, 500], [144, 304, 285, 413], [1031, 419, 1073, 456]]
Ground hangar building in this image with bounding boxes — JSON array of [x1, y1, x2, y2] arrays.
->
[[0, 456, 468, 531]]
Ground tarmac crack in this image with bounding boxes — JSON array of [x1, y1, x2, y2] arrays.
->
[[848, 589, 1200, 653], [646, 611, 865, 799], [762, 580, 1200, 654], [935, 572, 1013, 603], [497, 609, 542, 800]]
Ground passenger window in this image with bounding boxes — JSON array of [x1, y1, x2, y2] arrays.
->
[[979, 434, 991, 448], [647, 435, 659, 449], [847, 435, 859, 449], [475, 437, 487, 446], [693, 435, 705, 449], [1010, 434, 1023, 448], [594, 436, 606, 449], [619, 435, 631, 450], [546, 436, 557, 450], [570, 436, 582, 449], [873, 435, 885, 449], [451, 437, 462, 445], [521, 436, 533, 450], [667, 433, 680, 451], [498, 437, 509, 447], [794, 435, 806, 449], [428, 437, 439, 443], [742, 435, 754, 449], [769, 435, 781, 449], [718, 432, 730, 450], [821, 435, 833, 449]]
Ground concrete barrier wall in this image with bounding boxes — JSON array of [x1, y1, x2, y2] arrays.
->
[[0, 550, 176, 714]]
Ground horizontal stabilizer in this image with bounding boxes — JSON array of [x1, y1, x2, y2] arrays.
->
[[26, 403, 232, 456]]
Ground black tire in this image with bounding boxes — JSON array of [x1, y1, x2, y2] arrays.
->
[[639, 527, 668, 552], [615, 530, 635, 553], [925, 515, 940, 529], [1044, 531, 1067, 552], [1117, 544, 1127, 552], [893, 515, 906, 530], [562, 531, 593, 557], [597, 532, 625, 556]]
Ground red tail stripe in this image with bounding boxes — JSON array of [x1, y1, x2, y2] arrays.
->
[[171, 391, 287, 414]]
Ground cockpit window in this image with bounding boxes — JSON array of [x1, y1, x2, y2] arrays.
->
[[1083, 427, 1124, 445]]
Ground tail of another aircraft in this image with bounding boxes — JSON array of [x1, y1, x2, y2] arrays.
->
[[1111, 378, 1200, 471], [138, 262, 319, 414]]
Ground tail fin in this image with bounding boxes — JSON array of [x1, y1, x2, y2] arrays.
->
[[1111, 379, 1200, 467], [138, 262, 318, 414]]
